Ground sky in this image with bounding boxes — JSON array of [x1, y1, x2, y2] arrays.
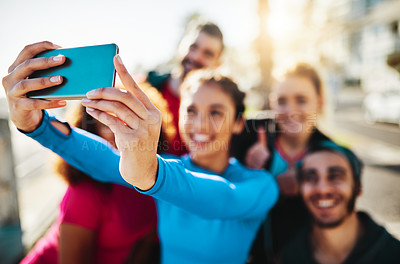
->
[[0, 0, 262, 98]]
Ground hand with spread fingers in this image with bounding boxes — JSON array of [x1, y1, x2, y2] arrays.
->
[[2, 41, 67, 132], [81, 55, 162, 191]]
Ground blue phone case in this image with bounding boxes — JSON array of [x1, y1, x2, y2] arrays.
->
[[27, 43, 118, 100]]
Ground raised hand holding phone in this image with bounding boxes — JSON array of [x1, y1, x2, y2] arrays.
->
[[81, 55, 162, 190], [245, 126, 270, 169], [2, 41, 67, 132]]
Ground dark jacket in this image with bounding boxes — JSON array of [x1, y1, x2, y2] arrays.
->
[[280, 212, 400, 264]]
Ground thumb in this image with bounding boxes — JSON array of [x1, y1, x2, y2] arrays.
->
[[113, 55, 154, 110], [257, 126, 267, 148]]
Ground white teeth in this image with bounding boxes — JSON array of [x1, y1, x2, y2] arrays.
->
[[193, 134, 210, 142], [318, 200, 335, 208]]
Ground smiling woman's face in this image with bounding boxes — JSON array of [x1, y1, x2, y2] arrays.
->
[[179, 83, 242, 160], [270, 76, 322, 138]]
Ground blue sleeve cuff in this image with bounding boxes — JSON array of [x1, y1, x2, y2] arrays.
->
[[135, 155, 166, 196], [24, 110, 69, 139]]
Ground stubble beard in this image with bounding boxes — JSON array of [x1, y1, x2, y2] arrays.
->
[[311, 187, 358, 229]]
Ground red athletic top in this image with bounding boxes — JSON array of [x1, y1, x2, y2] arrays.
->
[[20, 180, 157, 264], [161, 81, 188, 156]]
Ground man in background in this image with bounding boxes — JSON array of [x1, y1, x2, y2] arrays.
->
[[146, 22, 224, 155], [279, 143, 400, 263]]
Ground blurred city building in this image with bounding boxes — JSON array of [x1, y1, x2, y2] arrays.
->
[[317, 0, 400, 93]]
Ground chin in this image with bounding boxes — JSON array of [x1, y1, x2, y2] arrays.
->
[[313, 217, 346, 229], [278, 122, 302, 134], [311, 209, 353, 229], [187, 144, 212, 156]]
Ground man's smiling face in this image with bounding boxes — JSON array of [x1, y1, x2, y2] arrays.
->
[[300, 150, 359, 228]]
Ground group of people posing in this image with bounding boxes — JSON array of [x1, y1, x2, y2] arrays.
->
[[3, 22, 400, 264]]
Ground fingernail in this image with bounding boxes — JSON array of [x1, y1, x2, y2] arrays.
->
[[53, 55, 64, 62], [86, 107, 95, 112], [116, 54, 123, 64], [86, 90, 95, 98], [53, 44, 62, 49], [81, 98, 91, 104], [50, 75, 61, 83], [58, 100, 66, 106]]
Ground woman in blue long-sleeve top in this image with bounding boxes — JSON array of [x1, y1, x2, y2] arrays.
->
[[4, 42, 279, 264]]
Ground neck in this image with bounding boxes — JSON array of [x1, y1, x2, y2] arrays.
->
[[190, 151, 230, 174], [311, 212, 362, 264], [278, 133, 310, 159]]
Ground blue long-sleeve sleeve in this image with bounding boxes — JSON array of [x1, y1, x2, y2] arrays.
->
[[26, 111, 278, 219], [146, 156, 278, 219]]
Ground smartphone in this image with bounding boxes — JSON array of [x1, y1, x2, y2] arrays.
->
[[27, 43, 118, 100]]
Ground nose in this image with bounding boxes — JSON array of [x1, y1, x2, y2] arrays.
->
[[314, 178, 332, 194], [277, 102, 295, 117], [285, 102, 299, 115], [191, 112, 211, 132], [188, 49, 202, 64]]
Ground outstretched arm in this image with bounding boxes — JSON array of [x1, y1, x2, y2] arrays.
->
[[27, 110, 278, 220]]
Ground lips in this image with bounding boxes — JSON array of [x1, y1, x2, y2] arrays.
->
[[310, 195, 341, 210], [316, 199, 336, 208], [281, 121, 302, 133], [192, 133, 211, 143], [182, 58, 202, 73], [187, 133, 215, 151], [283, 120, 301, 128]]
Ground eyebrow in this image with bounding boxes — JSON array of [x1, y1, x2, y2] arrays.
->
[[302, 168, 316, 174], [186, 103, 227, 110], [186, 104, 226, 109], [209, 104, 226, 109], [328, 166, 346, 173], [302, 166, 347, 174]]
